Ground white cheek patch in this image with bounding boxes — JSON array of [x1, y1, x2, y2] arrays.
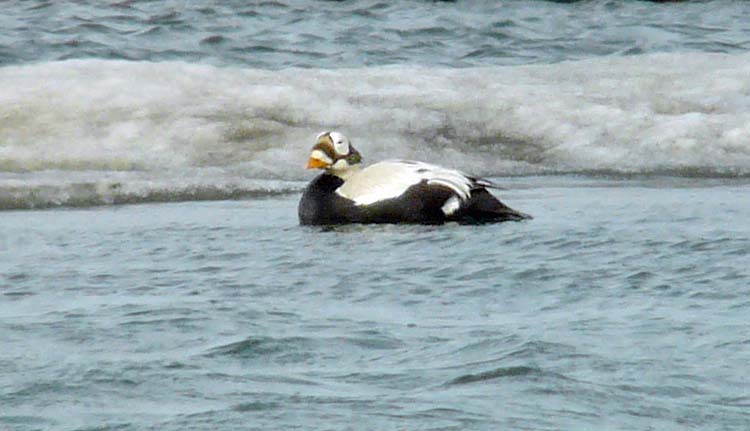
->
[[441, 195, 462, 215], [310, 149, 333, 165]]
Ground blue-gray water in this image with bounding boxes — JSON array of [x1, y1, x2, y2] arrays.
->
[[2, 1, 750, 430], [2, 0, 750, 67]]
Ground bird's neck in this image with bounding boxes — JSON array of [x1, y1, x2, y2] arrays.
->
[[327, 165, 361, 181]]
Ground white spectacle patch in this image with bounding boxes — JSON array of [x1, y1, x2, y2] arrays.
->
[[329, 131, 350, 156]]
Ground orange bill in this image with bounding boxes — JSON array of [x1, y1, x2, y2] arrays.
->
[[305, 156, 329, 169]]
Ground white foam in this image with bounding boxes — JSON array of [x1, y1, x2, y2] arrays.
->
[[0, 169, 301, 210], [1, 53, 749, 207]]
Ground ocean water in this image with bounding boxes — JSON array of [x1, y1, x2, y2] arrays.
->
[[2, 1, 750, 430]]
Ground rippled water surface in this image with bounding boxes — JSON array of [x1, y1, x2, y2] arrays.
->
[[2, 0, 750, 67], [3, 179, 749, 430]]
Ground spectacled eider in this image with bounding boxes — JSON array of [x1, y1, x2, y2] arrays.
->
[[298, 131, 531, 225]]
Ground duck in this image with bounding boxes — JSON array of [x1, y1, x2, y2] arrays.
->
[[298, 131, 531, 225]]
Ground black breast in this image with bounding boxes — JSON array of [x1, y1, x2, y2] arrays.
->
[[298, 174, 354, 225]]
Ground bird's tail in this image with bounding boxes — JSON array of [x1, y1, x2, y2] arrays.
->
[[466, 189, 532, 222]]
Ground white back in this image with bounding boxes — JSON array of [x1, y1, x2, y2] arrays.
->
[[335, 160, 474, 206]]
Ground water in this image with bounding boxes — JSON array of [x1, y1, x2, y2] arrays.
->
[[2, 1, 749, 67], [3, 180, 750, 430], [2, 1, 750, 430], [2, 54, 750, 209]]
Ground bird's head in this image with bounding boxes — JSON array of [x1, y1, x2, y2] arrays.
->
[[305, 131, 362, 173]]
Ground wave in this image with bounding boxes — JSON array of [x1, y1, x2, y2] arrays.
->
[[1, 54, 749, 208], [448, 366, 541, 385], [0, 170, 300, 210]]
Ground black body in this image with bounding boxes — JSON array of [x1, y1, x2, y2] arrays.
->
[[298, 173, 531, 225]]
